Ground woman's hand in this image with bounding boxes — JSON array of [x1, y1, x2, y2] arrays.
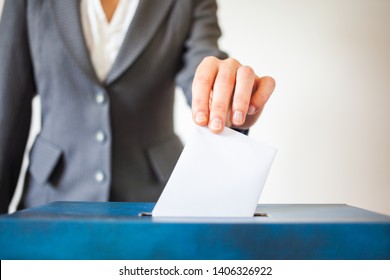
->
[[192, 56, 275, 133]]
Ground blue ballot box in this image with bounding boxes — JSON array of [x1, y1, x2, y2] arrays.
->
[[0, 202, 389, 260]]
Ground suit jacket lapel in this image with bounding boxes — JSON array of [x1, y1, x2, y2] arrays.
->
[[50, 0, 99, 84], [105, 0, 175, 85], [50, 0, 174, 85]]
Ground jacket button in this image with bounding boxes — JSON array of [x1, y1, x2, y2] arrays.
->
[[95, 91, 106, 104], [95, 130, 106, 143], [95, 170, 105, 183]]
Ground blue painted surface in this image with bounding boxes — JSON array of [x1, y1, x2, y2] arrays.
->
[[0, 202, 389, 260]]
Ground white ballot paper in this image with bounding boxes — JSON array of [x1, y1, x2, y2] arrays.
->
[[152, 126, 277, 218]]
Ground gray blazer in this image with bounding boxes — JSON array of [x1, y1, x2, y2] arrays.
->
[[0, 0, 227, 213]]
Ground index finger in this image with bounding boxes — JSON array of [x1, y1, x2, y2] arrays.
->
[[192, 57, 220, 126]]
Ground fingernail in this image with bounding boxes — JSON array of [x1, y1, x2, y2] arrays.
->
[[195, 112, 207, 124], [233, 111, 244, 125], [209, 118, 223, 131], [248, 105, 256, 115]]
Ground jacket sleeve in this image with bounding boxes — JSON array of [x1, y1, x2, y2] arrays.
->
[[0, 0, 36, 214], [175, 0, 228, 106]]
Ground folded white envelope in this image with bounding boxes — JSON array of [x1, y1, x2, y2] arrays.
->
[[152, 126, 277, 218]]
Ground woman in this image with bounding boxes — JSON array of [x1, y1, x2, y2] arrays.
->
[[0, 0, 275, 213]]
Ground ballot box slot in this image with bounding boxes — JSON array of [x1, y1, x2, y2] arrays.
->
[[254, 212, 269, 217], [139, 212, 153, 217], [139, 212, 270, 217]]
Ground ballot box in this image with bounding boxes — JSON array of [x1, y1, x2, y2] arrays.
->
[[0, 202, 389, 260]]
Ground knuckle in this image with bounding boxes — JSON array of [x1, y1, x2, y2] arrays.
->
[[223, 57, 239, 66], [202, 56, 219, 64], [238, 66, 255, 77], [211, 102, 227, 113], [194, 74, 213, 86], [255, 93, 269, 105], [234, 96, 250, 107], [262, 76, 276, 88], [216, 72, 235, 84], [192, 96, 209, 107]]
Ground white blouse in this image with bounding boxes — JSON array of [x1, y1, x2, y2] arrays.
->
[[80, 0, 139, 82]]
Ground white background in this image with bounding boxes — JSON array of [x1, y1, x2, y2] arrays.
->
[[1, 0, 389, 215], [178, 0, 390, 216], [2, 260, 390, 280]]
